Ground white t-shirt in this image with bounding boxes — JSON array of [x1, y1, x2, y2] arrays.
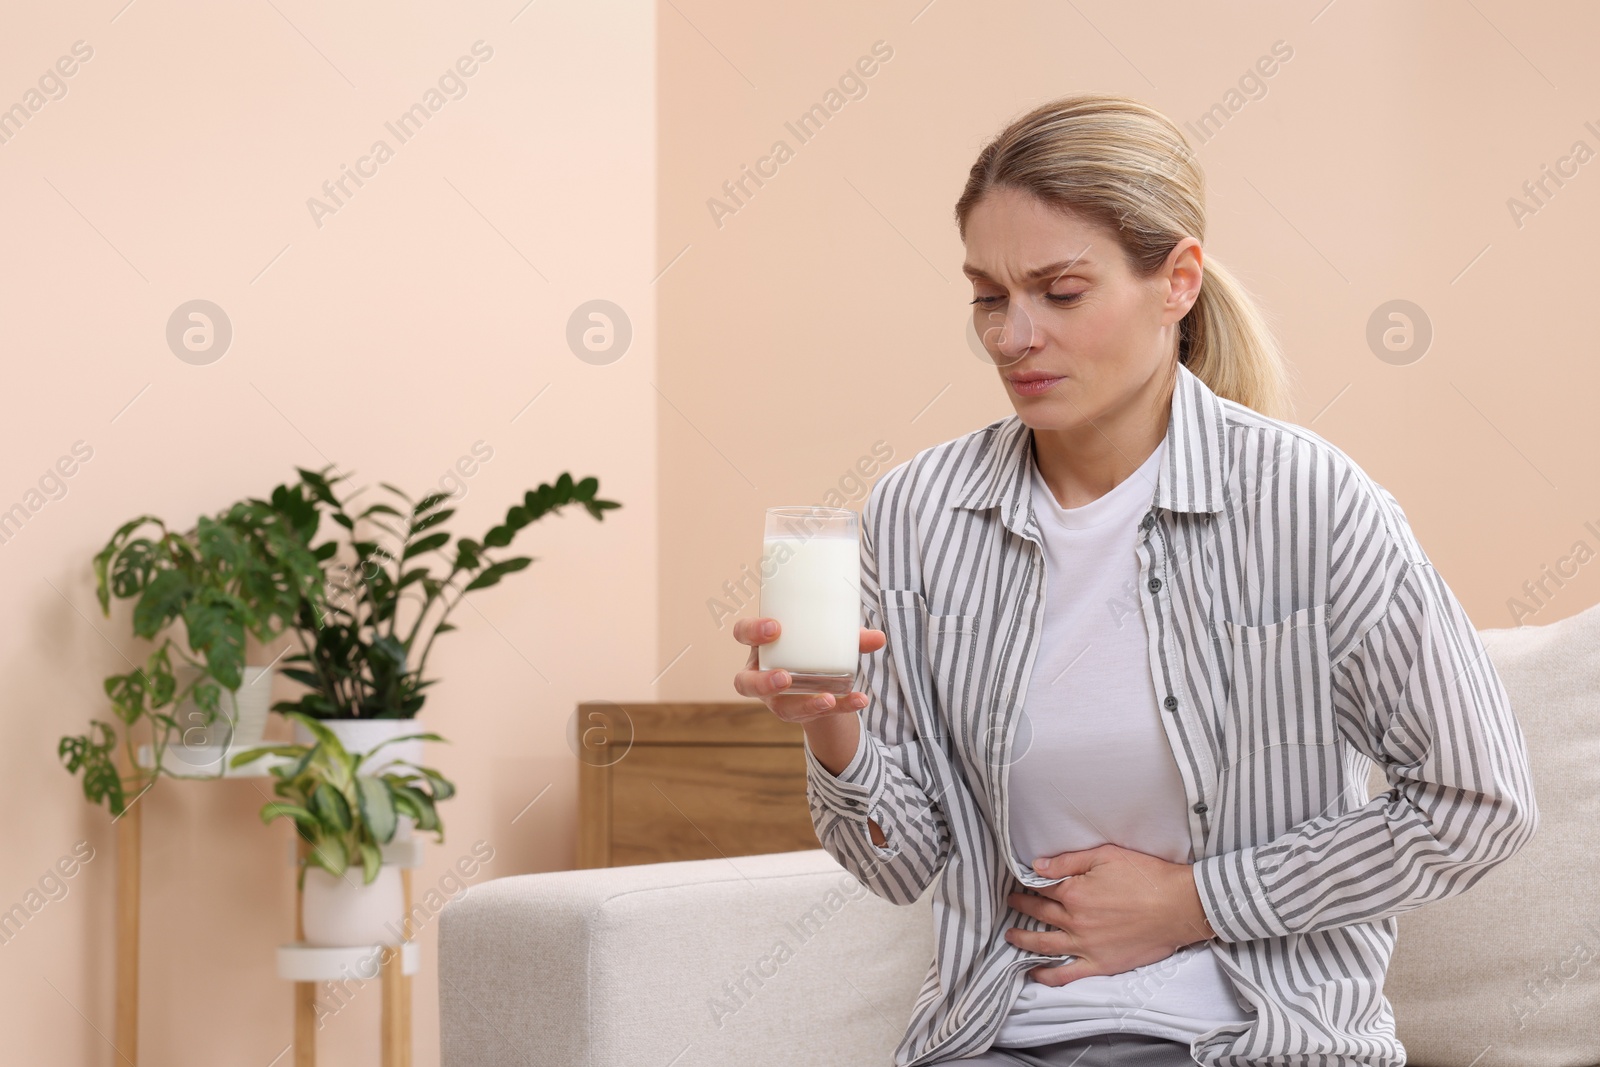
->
[[993, 436, 1253, 1048]]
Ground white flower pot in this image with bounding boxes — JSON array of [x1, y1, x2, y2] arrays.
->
[[170, 665, 275, 762], [292, 718, 427, 842], [291, 718, 426, 774], [301, 864, 404, 947]]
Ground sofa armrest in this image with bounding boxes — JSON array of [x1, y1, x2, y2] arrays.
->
[[439, 847, 935, 1067]]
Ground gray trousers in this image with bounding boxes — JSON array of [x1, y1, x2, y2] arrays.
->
[[937, 1032, 1198, 1066]]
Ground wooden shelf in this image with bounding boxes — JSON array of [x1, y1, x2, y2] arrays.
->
[[116, 750, 418, 1067]]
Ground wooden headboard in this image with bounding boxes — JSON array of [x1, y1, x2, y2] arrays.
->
[[575, 701, 822, 868]]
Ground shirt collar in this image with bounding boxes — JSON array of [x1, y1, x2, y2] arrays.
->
[[951, 360, 1232, 535]]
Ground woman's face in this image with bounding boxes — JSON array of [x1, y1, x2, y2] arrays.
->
[[962, 186, 1200, 432]]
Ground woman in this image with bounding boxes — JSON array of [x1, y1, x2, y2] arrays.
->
[[731, 93, 1537, 1067]]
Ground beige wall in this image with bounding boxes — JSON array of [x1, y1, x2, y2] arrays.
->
[[5, 0, 1599, 1064], [2, 1, 655, 1064]]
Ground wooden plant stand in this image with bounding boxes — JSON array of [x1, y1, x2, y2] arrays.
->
[[114, 745, 418, 1067]]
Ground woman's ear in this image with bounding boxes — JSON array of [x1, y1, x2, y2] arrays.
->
[[1163, 237, 1204, 320]]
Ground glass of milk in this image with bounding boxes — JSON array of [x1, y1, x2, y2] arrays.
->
[[758, 506, 861, 696]]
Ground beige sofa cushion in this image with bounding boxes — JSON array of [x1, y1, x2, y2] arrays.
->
[[1371, 597, 1600, 1067], [439, 848, 937, 1067]]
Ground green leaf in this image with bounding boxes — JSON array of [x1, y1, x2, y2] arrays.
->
[[356, 776, 397, 844], [59, 721, 128, 816], [311, 781, 352, 832], [107, 536, 161, 603], [402, 764, 456, 802], [105, 672, 148, 726], [386, 783, 440, 833], [229, 744, 304, 768], [296, 467, 341, 509], [358, 841, 383, 885], [284, 746, 318, 782], [369, 635, 407, 673], [195, 516, 248, 570], [410, 508, 454, 534], [272, 693, 337, 720], [131, 569, 192, 639], [401, 532, 449, 561], [281, 668, 324, 690], [95, 516, 162, 613], [145, 645, 177, 697], [58, 734, 88, 773], [283, 712, 351, 767], [84, 755, 126, 817], [182, 590, 247, 690], [462, 556, 534, 592], [395, 567, 430, 591], [359, 502, 405, 521], [259, 802, 320, 834], [362, 732, 446, 765], [413, 491, 452, 516], [307, 836, 349, 879]]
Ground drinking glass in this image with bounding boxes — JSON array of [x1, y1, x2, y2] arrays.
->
[[758, 506, 861, 696]]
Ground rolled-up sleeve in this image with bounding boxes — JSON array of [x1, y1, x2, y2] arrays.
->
[[1194, 554, 1540, 943], [803, 475, 952, 907]]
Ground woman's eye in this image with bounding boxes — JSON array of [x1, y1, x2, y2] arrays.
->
[[968, 293, 1081, 307]]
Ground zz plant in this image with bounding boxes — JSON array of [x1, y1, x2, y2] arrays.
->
[[276, 465, 619, 720], [231, 712, 455, 888]]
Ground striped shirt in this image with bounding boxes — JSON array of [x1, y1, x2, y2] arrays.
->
[[802, 360, 1540, 1066]]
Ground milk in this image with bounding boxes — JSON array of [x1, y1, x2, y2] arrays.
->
[[758, 533, 861, 681]]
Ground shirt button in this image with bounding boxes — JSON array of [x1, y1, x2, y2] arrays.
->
[[1147, 577, 1162, 593], [1140, 512, 1155, 531], [1192, 801, 1208, 814], [1163, 695, 1178, 711]]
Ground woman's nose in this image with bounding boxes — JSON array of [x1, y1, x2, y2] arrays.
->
[[994, 301, 1041, 359]]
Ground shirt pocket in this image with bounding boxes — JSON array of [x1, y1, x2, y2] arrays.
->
[[881, 589, 981, 749], [1220, 601, 1336, 753]]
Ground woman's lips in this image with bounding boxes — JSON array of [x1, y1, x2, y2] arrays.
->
[[1009, 375, 1063, 397]]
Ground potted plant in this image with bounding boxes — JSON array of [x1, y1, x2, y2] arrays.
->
[[269, 466, 619, 759], [58, 483, 327, 815], [232, 712, 453, 946]]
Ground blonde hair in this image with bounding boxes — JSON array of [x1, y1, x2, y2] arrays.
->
[[954, 92, 1295, 420]]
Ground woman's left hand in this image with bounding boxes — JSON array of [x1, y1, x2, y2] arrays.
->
[[1002, 843, 1217, 985]]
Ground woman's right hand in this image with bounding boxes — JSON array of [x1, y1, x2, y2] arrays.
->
[[731, 617, 885, 723]]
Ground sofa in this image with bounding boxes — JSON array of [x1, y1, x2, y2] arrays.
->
[[439, 600, 1600, 1066]]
